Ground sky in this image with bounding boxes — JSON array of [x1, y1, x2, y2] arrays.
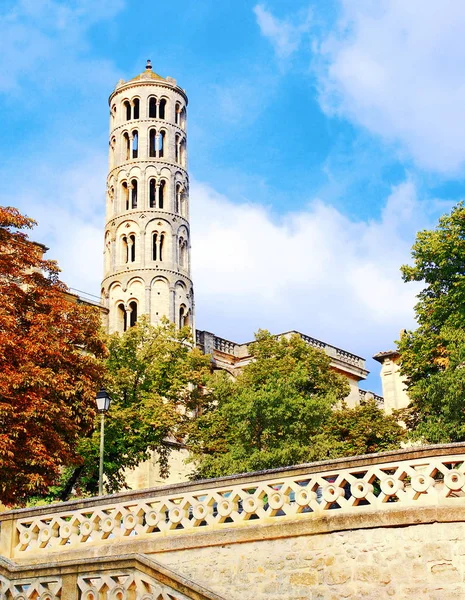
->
[[2, 0, 465, 393]]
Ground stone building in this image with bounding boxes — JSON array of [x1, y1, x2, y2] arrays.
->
[[101, 60, 193, 335]]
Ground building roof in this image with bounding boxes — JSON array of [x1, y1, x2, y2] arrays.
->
[[128, 59, 165, 83], [373, 349, 399, 363]]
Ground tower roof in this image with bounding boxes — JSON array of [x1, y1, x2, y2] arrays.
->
[[128, 59, 165, 83]]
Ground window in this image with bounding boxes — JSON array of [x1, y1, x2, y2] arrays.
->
[[122, 182, 129, 210], [149, 129, 156, 157], [180, 139, 186, 167], [129, 301, 137, 327], [159, 233, 165, 261], [124, 100, 131, 121], [131, 179, 138, 209], [179, 304, 189, 328], [175, 183, 182, 213], [149, 97, 157, 118], [133, 98, 140, 120], [149, 179, 156, 208], [123, 132, 130, 161], [132, 130, 138, 159], [179, 237, 188, 268], [175, 103, 181, 126], [129, 233, 136, 262], [159, 99, 166, 120], [122, 235, 128, 263], [180, 107, 186, 129], [152, 231, 165, 261], [159, 131, 165, 158], [118, 303, 127, 332], [159, 179, 165, 209], [175, 134, 180, 163], [152, 233, 158, 260]]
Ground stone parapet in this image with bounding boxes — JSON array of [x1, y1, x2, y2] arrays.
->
[[3, 443, 465, 562]]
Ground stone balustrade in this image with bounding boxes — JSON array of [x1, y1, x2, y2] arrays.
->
[[3, 443, 465, 563]]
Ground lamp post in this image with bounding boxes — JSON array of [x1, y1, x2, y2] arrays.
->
[[95, 388, 112, 496]]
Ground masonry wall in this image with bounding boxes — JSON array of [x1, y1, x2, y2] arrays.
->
[[155, 522, 465, 600]]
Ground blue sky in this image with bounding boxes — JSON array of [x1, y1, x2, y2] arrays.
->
[[2, 0, 465, 392]]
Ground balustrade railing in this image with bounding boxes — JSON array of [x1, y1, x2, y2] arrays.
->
[[3, 444, 465, 561]]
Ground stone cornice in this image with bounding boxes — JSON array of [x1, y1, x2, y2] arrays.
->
[[101, 268, 192, 286], [105, 210, 189, 230], [109, 80, 188, 105], [107, 160, 188, 180], [110, 119, 186, 137]]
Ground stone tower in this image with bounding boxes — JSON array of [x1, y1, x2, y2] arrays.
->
[[101, 61, 193, 333]]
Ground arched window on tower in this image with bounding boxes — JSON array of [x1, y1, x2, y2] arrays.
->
[[152, 231, 165, 261], [122, 181, 129, 210], [118, 303, 127, 332], [180, 107, 186, 129], [124, 101, 131, 121], [122, 235, 128, 263], [179, 237, 188, 268], [132, 131, 138, 159], [175, 183, 182, 213], [180, 189, 187, 218], [159, 131, 165, 158], [129, 301, 138, 328], [149, 178, 156, 208], [122, 132, 130, 161], [152, 232, 158, 260], [175, 103, 181, 126], [149, 129, 156, 157], [149, 97, 157, 118], [129, 233, 136, 262], [159, 233, 165, 261], [179, 304, 189, 328], [159, 179, 165, 209], [180, 139, 186, 167], [159, 99, 166, 120], [175, 134, 180, 163], [131, 179, 138, 209], [133, 98, 140, 119]]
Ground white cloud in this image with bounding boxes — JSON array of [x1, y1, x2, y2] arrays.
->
[[316, 0, 465, 173], [190, 178, 430, 383], [254, 4, 312, 59]]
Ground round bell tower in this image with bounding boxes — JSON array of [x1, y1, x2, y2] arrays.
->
[[101, 61, 193, 334]]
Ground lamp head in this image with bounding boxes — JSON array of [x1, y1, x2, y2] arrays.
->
[[95, 388, 112, 413]]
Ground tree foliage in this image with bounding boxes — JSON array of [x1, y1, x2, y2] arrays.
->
[[325, 399, 405, 456], [186, 331, 353, 479], [398, 202, 465, 442], [0, 206, 106, 505], [69, 317, 212, 495]]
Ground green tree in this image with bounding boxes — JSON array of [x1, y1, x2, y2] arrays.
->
[[186, 331, 351, 479], [398, 202, 465, 442], [66, 317, 211, 496], [324, 399, 405, 456]]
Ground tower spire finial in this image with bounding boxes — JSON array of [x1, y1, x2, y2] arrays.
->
[[146, 59, 152, 70]]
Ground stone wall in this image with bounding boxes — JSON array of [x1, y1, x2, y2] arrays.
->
[[156, 522, 465, 599], [5, 444, 465, 599]]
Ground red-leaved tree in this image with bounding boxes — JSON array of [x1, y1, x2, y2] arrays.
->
[[0, 206, 106, 505]]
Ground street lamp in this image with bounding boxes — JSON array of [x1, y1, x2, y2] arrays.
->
[[95, 388, 112, 496]]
